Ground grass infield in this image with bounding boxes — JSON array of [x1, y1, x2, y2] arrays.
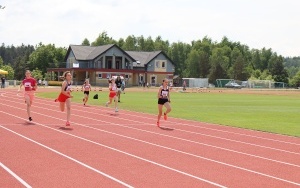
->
[[37, 88, 300, 137]]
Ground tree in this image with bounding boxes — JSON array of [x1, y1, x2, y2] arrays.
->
[[1, 65, 14, 79], [14, 56, 29, 80], [185, 49, 200, 77], [82, 38, 90, 46], [230, 47, 249, 80], [123, 35, 137, 51], [209, 48, 229, 82], [154, 36, 169, 52], [28, 43, 66, 73], [193, 38, 212, 78], [31, 68, 43, 80], [144, 36, 155, 51], [271, 56, 289, 83], [169, 42, 191, 77], [136, 36, 145, 51], [290, 70, 300, 87], [0, 56, 3, 67], [91, 31, 116, 46]]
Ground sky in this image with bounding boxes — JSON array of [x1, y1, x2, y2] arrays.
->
[[0, 0, 299, 57]]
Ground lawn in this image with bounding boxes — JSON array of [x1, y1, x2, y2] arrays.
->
[[37, 88, 300, 137]]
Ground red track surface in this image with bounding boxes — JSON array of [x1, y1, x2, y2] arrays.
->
[[1, 88, 299, 187]]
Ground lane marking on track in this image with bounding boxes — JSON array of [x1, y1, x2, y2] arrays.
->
[[0, 125, 134, 188], [4, 95, 300, 156], [0, 162, 32, 188], [0, 116, 227, 188], [35, 95, 300, 146], [4, 91, 300, 146], [3, 103, 300, 168], [2, 95, 300, 167], [1, 108, 300, 186], [1, 98, 300, 168]]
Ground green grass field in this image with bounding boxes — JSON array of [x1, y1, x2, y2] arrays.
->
[[37, 89, 300, 137]]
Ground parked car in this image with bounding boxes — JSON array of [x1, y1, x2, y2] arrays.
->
[[225, 82, 242, 89]]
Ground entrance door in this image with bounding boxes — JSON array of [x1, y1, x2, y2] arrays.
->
[[151, 76, 156, 86]]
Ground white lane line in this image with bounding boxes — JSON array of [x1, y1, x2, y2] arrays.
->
[[0, 162, 32, 188], [2, 96, 300, 168], [8, 96, 300, 156], [62, 96, 300, 146], [24, 99, 300, 167], [1, 107, 300, 187], [33, 95, 300, 147], [2, 98, 300, 167], [0, 113, 226, 187], [0, 125, 134, 188], [4, 91, 300, 146]]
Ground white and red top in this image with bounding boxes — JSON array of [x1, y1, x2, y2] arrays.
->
[[22, 78, 36, 91], [110, 83, 117, 92]]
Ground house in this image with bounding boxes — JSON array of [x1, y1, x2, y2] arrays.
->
[[47, 44, 175, 86]]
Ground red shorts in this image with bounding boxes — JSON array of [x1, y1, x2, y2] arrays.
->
[[24, 91, 34, 101], [57, 92, 70, 102], [109, 91, 116, 98]]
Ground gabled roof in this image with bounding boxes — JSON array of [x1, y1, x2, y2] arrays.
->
[[64, 45, 174, 67], [125, 51, 161, 67], [67, 44, 114, 61]]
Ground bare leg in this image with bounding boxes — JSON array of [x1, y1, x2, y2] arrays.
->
[[85, 95, 89, 104], [117, 90, 121, 102], [164, 102, 172, 114], [157, 104, 163, 124], [114, 96, 118, 111], [65, 98, 71, 122], [25, 95, 31, 118], [60, 102, 65, 112], [106, 97, 113, 106]]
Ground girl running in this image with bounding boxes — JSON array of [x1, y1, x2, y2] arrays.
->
[[55, 71, 73, 126], [82, 79, 91, 106], [157, 78, 172, 127], [18, 70, 37, 122], [105, 78, 118, 112]]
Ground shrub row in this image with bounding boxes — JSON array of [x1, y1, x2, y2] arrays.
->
[[48, 81, 63, 86]]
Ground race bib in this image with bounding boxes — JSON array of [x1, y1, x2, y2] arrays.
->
[[24, 82, 31, 87], [66, 85, 72, 91], [162, 91, 168, 98]]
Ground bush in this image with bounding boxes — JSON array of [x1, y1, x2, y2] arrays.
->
[[48, 81, 63, 86]]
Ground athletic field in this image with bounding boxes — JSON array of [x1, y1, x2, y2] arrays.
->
[[1, 87, 299, 187]]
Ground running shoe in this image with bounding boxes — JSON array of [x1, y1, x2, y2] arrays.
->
[[164, 112, 167, 120], [66, 121, 70, 126], [157, 121, 160, 127], [115, 107, 118, 112], [29, 117, 32, 121], [105, 102, 108, 107], [54, 99, 58, 102]]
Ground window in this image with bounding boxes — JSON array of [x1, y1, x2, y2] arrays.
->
[[155, 60, 160, 68], [162, 61, 166, 68], [98, 73, 102, 78], [125, 74, 129, 79]]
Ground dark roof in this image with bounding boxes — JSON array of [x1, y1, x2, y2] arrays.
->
[[69, 44, 114, 60], [125, 51, 161, 67], [65, 45, 174, 67]]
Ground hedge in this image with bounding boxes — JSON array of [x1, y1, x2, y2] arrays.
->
[[48, 81, 63, 86]]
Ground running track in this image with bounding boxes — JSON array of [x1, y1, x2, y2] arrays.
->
[[0, 88, 299, 188]]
